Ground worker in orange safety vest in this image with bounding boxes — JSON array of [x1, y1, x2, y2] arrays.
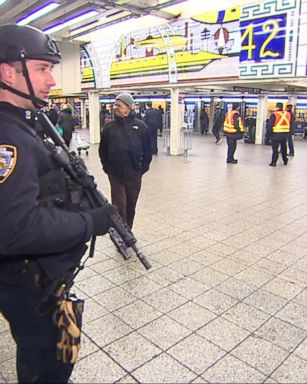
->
[[223, 103, 244, 164], [266, 102, 291, 167]]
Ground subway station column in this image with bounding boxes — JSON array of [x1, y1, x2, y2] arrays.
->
[[80, 99, 87, 129], [255, 95, 268, 145], [88, 90, 100, 144], [170, 87, 184, 155]]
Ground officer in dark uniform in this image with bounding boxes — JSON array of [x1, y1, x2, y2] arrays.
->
[[0, 25, 116, 383]]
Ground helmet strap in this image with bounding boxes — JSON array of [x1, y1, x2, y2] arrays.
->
[[0, 53, 48, 109]]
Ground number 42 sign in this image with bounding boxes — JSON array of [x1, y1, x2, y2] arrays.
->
[[240, 14, 286, 62]]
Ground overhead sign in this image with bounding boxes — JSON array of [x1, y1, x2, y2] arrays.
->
[[233, 86, 261, 94]]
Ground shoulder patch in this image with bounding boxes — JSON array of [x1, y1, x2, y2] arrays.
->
[[0, 145, 17, 184]]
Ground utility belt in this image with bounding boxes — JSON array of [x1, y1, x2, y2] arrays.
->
[[0, 257, 46, 288]]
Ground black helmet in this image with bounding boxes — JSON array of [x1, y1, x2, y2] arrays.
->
[[0, 24, 61, 64]]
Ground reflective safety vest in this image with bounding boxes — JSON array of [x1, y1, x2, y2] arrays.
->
[[223, 110, 244, 134], [272, 111, 291, 133]]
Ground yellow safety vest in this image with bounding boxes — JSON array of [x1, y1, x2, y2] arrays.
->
[[223, 110, 244, 134], [272, 111, 291, 133]]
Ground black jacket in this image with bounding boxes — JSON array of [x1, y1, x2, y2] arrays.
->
[[58, 109, 75, 143], [99, 113, 152, 178], [144, 107, 161, 132], [0, 102, 93, 284], [213, 109, 225, 129]]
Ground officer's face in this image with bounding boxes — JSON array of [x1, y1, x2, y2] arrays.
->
[[4, 60, 56, 110], [114, 100, 131, 118]]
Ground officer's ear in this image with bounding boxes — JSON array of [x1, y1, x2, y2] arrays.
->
[[0, 62, 20, 85]]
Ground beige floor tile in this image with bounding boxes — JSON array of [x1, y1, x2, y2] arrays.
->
[[202, 354, 266, 383], [168, 301, 216, 331], [82, 297, 108, 324], [103, 266, 142, 285], [188, 249, 223, 267], [138, 315, 192, 350], [168, 277, 208, 299], [0, 357, 17, 383], [216, 277, 257, 300], [104, 332, 162, 372], [294, 337, 307, 360], [82, 313, 133, 347], [276, 302, 307, 331], [168, 334, 225, 374], [169, 259, 205, 276], [132, 353, 196, 383], [75, 274, 115, 297], [78, 333, 100, 360], [222, 302, 270, 332], [147, 266, 184, 286], [193, 288, 238, 315], [71, 350, 126, 383], [243, 288, 288, 315], [89, 258, 122, 274], [113, 299, 162, 329], [255, 317, 307, 352], [0, 332, 15, 362], [263, 277, 304, 300], [93, 286, 137, 312], [197, 317, 249, 352], [271, 354, 307, 383], [142, 287, 188, 313], [231, 335, 289, 375], [190, 267, 229, 288], [120, 275, 163, 298]]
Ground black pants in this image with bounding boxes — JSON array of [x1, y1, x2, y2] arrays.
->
[[226, 136, 237, 161], [150, 128, 158, 154], [0, 282, 73, 383], [271, 138, 287, 164], [287, 135, 294, 155], [108, 173, 142, 229], [212, 125, 221, 140], [201, 124, 209, 134]]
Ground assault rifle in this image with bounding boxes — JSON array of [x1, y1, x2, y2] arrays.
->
[[36, 111, 151, 271]]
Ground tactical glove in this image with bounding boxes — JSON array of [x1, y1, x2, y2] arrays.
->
[[88, 204, 117, 235]]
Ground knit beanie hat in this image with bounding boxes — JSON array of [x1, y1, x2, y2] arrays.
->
[[115, 93, 135, 107]]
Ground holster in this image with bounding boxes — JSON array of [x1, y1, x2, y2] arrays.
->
[[52, 293, 84, 364]]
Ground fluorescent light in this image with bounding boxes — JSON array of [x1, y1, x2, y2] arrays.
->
[[70, 20, 99, 36], [44, 10, 98, 34], [16, 2, 60, 26], [0, 0, 8, 5]]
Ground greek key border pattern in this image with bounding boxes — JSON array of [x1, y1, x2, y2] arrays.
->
[[240, 63, 293, 77], [241, 0, 297, 20]]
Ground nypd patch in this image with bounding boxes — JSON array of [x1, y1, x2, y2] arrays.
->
[[0, 145, 17, 184]]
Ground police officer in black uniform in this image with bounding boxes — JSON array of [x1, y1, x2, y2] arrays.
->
[[0, 25, 115, 383]]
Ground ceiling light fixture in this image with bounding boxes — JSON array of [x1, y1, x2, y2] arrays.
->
[[0, 0, 8, 6], [70, 20, 99, 36], [16, 2, 60, 26], [44, 10, 99, 34]]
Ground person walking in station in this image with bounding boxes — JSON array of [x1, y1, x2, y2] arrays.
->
[[144, 101, 160, 154], [223, 103, 244, 163], [212, 103, 225, 144], [200, 105, 209, 134], [99, 93, 153, 229], [0, 24, 115, 383], [285, 103, 295, 156], [266, 102, 291, 166]]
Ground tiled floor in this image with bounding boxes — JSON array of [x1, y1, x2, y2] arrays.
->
[[1, 133, 307, 383]]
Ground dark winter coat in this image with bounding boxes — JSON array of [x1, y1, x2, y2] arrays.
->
[[99, 113, 152, 179]]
